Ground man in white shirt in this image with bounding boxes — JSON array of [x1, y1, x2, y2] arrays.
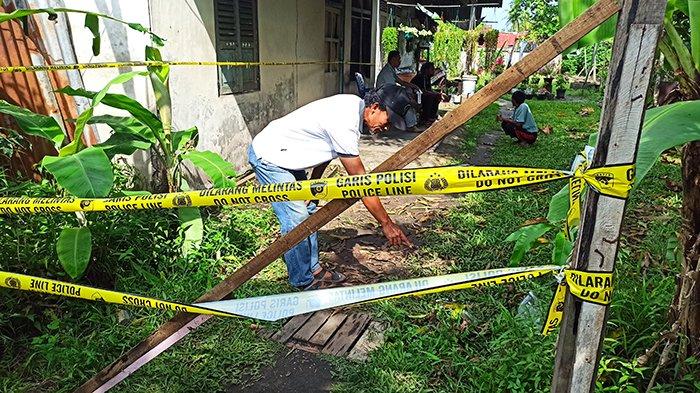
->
[[248, 85, 413, 290]]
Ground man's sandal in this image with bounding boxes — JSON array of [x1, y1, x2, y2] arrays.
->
[[297, 268, 347, 291], [313, 268, 346, 284]]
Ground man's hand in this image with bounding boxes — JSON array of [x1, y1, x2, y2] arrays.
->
[[381, 220, 413, 247], [339, 156, 413, 249]]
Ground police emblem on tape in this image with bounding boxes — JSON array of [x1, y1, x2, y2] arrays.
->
[[424, 173, 449, 192], [172, 194, 193, 207], [593, 172, 615, 189], [310, 181, 328, 198], [4, 276, 20, 289], [91, 292, 105, 302]]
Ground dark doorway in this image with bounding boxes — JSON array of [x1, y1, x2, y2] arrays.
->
[[349, 0, 373, 81]]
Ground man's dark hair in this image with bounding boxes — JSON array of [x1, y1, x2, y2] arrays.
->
[[387, 50, 400, 62], [512, 90, 526, 105], [363, 89, 385, 109], [420, 62, 435, 74]]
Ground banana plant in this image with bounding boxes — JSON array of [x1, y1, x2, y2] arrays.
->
[[658, 0, 700, 99], [558, 0, 617, 51], [560, 0, 700, 98], [0, 57, 237, 278], [506, 100, 700, 266]]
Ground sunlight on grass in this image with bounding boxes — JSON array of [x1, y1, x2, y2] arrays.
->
[[332, 93, 685, 392]]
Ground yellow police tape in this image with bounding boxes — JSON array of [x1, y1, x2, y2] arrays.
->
[[541, 270, 614, 336], [0, 164, 634, 215], [0, 271, 236, 317], [564, 162, 586, 241], [0, 60, 375, 74], [1, 266, 612, 331]]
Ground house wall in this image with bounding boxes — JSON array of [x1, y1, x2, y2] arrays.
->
[[61, 0, 345, 172], [62, 0, 154, 143]]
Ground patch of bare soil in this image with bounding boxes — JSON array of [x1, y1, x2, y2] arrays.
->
[[316, 123, 501, 285], [228, 349, 333, 393]]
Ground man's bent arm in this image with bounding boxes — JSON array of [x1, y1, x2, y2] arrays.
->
[[339, 155, 412, 246]]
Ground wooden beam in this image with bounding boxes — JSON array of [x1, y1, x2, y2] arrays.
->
[[77, 1, 622, 391], [551, 1, 667, 392]]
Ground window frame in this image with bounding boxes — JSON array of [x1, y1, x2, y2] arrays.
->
[[324, 6, 342, 74], [214, 0, 261, 95]]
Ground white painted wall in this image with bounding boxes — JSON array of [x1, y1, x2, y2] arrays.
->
[[62, 0, 154, 143], [56, 0, 347, 173]]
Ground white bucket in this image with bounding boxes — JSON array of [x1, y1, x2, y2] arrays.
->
[[461, 74, 478, 97]]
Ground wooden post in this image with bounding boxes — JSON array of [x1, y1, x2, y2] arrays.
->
[[551, 1, 667, 392], [77, 1, 623, 391]]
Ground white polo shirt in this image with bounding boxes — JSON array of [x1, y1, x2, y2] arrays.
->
[[251, 94, 364, 170]]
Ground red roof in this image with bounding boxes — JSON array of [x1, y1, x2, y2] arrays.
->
[[497, 32, 522, 48]]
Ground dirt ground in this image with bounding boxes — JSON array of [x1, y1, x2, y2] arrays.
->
[[228, 349, 334, 393], [318, 124, 500, 285], [231, 109, 502, 392]]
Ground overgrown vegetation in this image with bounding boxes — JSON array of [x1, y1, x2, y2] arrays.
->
[[332, 98, 697, 392], [0, 167, 289, 392], [0, 10, 238, 279], [381, 26, 398, 61]]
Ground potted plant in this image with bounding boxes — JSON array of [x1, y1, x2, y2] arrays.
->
[[554, 75, 570, 99]]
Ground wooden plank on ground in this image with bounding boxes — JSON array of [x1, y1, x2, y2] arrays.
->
[[292, 310, 333, 342], [322, 313, 371, 356], [347, 321, 386, 361], [551, 1, 667, 392], [76, 2, 623, 390], [309, 312, 348, 346], [271, 313, 314, 343]]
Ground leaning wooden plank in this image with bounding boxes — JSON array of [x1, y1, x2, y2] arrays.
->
[[76, 2, 622, 391], [551, 1, 667, 392], [322, 313, 371, 356]]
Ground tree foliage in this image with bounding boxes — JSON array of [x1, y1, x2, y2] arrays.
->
[[432, 22, 466, 78], [508, 0, 559, 43]]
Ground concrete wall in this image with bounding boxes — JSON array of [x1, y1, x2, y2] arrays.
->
[[62, 0, 153, 144], [59, 0, 345, 172], [148, 0, 332, 171]]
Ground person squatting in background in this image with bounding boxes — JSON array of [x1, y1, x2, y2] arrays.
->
[[497, 90, 538, 145]]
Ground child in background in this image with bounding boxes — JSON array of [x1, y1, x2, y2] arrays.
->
[[497, 90, 538, 145]]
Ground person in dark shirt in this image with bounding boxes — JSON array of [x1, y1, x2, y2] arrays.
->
[[410, 62, 445, 126]]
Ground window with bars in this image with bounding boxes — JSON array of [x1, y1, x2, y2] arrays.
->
[[324, 6, 342, 73], [349, 0, 372, 79], [214, 0, 260, 95]]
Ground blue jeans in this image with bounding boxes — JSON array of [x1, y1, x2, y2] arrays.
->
[[248, 145, 319, 287]]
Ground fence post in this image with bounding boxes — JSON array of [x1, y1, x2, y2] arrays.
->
[[551, 1, 667, 392]]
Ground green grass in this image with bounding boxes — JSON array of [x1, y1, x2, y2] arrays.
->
[[1, 97, 694, 392], [331, 98, 690, 392], [455, 103, 501, 159], [0, 181, 290, 392]]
